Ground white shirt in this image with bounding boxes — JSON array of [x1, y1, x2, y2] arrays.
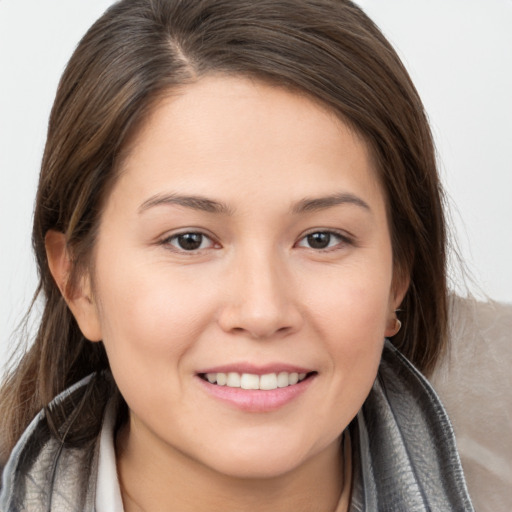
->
[[95, 401, 124, 512]]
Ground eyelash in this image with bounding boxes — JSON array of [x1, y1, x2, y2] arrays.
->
[[295, 230, 354, 251], [160, 229, 353, 253], [161, 231, 218, 252]]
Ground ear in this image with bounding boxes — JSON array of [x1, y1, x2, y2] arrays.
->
[[384, 272, 410, 338], [45, 230, 103, 342]]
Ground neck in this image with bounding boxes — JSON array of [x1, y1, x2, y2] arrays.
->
[[116, 419, 351, 512]]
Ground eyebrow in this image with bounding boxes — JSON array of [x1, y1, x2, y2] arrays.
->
[[138, 191, 371, 216], [291, 193, 371, 214], [138, 193, 233, 215]]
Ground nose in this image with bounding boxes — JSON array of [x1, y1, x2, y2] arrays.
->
[[217, 250, 303, 339]]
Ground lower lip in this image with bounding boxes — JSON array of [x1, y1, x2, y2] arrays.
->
[[196, 375, 316, 412]]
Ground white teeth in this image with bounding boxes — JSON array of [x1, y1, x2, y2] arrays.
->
[[241, 373, 260, 389], [260, 373, 278, 390], [277, 372, 289, 388], [227, 372, 241, 387], [204, 371, 308, 390]]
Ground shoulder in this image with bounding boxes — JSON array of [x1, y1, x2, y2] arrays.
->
[[349, 341, 474, 511], [0, 372, 116, 511], [430, 295, 512, 512]]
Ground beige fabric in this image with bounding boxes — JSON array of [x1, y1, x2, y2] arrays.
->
[[430, 295, 512, 512]]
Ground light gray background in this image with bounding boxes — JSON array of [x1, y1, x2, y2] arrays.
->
[[1, 0, 511, 370]]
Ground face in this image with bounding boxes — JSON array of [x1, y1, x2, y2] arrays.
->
[[75, 76, 404, 479]]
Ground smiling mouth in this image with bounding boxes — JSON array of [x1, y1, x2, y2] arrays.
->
[[199, 371, 316, 390]]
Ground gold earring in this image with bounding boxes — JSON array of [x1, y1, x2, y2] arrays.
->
[[388, 316, 402, 337]]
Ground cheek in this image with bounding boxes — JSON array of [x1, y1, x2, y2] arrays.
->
[[303, 254, 393, 341], [93, 262, 224, 425], [301, 253, 393, 412], [92, 251, 218, 375]]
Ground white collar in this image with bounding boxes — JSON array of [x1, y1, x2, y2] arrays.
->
[[96, 400, 124, 511]]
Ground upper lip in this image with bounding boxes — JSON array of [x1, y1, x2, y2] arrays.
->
[[197, 363, 314, 375]]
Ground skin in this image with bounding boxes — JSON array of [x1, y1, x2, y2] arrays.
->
[[47, 76, 407, 512]]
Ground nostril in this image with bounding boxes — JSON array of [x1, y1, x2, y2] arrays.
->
[[217, 297, 303, 339]]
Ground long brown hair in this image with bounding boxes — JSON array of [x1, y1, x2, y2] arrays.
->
[[0, 0, 447, 462]]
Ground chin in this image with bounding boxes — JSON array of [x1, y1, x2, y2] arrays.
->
[[208, 452, 306, 480], [194, 433, 327, 480]]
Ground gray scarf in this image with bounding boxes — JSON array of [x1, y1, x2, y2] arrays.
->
[[0, 342, 474, 511]]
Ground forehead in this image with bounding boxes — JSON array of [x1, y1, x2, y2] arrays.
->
[[112, 75, 384, 213]]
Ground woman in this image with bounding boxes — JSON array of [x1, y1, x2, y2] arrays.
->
[[0, 0, 474, 510]]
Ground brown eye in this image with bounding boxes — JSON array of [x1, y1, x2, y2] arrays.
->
[[306, 232, 332, 249], [167, 232, 214, 251], [296, 231, 349, 250]]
